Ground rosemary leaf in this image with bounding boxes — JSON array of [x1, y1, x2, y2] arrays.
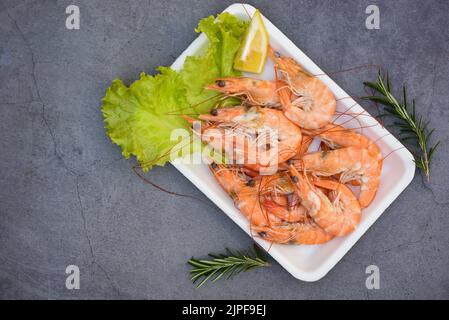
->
[[187, 244, 270, 288], [363, 71, 441, 180]]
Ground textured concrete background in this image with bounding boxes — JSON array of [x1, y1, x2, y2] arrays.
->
[[0, 0, 448, 299]]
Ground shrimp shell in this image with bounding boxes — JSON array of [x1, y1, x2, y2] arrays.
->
[[295, 146, 381, 208], [270, 48, 337, 129], [198, 106, 302, 171]]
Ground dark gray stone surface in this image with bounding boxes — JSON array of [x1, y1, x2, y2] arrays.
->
[[0, 0, 448, 299]]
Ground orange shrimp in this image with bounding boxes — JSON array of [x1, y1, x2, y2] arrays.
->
[[253, 220, 333, 245], [303, 124, 382, 162], [197, 106, 302, 171], [311, 178, 361, 236], [258, 173, 308, 223], [210, 163, 278, 226], [262, 199, 308, 223], [210, 164, 311, 227], [206, 78, 281, 107], [286, 166, 360, 237], [252, 167, 336, 245], [295, 147, 381, 208], [270, 48, 336, 129], [303, 124, 383, 187], [206, 50, 336, 129]]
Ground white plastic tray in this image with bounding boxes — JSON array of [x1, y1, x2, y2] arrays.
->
[[170, 3, 415, 281]]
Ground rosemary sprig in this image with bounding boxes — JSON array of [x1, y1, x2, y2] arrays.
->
[[188, 245, 270, 288], [363, 71, 440, 180]]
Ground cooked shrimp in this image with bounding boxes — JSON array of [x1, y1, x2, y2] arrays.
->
[[198, 106, 302, 171], [262, 199, 308, 223], [303, 124, 383, 186], [311, 178, 361, 236], [206, 78, 281, 107], [258, 173, 309, 223], [253, 220, 333, 245], [270, 48, 336, 129], [303, 124, 382, 162], [210, 163, 278, 226], [210, 163, 310, 227], [287, 166, 360, 237], [294, 146, 381, 208], [252, 167, 338, 245]]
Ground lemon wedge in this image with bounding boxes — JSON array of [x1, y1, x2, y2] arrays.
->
[[234, 10, 269, 74]]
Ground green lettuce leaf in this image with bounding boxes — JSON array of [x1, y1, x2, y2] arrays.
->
[[182, 12, 247, 113], [102, 13, 247, 170], [195, 12, 247, 77], [102, 68, 192, 169]]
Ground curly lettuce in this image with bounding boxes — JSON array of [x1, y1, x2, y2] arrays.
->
[[101, 13, 247, 170]]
